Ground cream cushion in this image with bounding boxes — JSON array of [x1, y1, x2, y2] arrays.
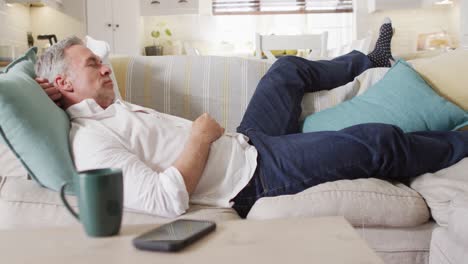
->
[[409, 49, 468, 110], [247, 178, 430, 227]]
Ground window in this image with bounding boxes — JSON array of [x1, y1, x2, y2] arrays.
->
[[212, 0, 353, 15]]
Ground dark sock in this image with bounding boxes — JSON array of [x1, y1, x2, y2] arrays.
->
[[367, 19, 394, 67]]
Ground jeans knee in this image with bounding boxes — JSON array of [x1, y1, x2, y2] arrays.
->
[[344, 123, 404, 142], [368, 123, 402, 134], [273, 56, 305, 70]]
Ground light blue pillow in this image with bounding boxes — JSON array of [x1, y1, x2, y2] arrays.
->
[[302, 59, 468, 133], [0, 47, 77, 193]]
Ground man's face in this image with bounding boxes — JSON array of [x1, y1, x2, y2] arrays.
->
[[62, 45, 115, 107]]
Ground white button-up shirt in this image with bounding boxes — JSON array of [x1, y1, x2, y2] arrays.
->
[[67, 99, 257, 218]]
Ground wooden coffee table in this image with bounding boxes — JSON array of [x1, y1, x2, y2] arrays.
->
[[0, 216, 383, 264]]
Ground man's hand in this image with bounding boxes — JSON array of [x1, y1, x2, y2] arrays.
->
[[190, 113, 225, 144], [35, 77, 62, 106]]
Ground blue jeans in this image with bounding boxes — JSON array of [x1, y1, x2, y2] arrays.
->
[[232, 52, 468, 218]]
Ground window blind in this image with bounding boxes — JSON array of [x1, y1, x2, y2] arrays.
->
[[212, 0, 353, 15]]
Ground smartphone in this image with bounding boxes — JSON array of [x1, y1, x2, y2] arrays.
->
[[132, 219, 216, 252]]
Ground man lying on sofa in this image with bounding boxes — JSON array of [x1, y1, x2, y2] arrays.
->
[[35, 19, 468, 218]]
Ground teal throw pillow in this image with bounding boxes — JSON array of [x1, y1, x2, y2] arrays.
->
[[302, 60, 468, 133], [0, 47, 77, 193]]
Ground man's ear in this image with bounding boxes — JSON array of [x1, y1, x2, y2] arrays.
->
[[54, 75, 73, 92]]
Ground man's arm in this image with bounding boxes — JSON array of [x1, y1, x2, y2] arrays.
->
[[173, 113, 225, 194], [72, 113, 224, 217]]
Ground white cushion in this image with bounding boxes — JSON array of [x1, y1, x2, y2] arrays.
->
[[247, 178, 429, 227], [448, 193, 468, 244], [410, 157, 468, 226]]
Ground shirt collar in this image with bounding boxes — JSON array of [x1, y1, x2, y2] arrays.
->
[[66, 98, 147, 120]]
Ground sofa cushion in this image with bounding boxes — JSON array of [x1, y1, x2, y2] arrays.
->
[[247, 178, 430, 227], [0, 48, 77, 193], [0, 176, 240, 229], [410, 49, 468, 110], [410, 157, 468, 226], [302, 59, 468, 133]]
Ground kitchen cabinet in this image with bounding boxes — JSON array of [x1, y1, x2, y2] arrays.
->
[[140, 0, 199, 16], [86, 0, 142, 55]]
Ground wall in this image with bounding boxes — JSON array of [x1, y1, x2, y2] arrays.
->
[[0, 1, 31, 55], [30, 0, 86, 51], [355, 0, 460, 55]]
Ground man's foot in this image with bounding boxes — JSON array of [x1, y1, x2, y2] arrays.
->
[[367, 17, 394, 67]]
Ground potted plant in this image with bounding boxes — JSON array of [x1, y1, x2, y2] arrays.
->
[[145, 22, 172, 56]]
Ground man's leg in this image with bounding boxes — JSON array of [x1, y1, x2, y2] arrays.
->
[[237, 52, 373, 136], [232, 123, 468, 217], [237, 18, 394, 137]]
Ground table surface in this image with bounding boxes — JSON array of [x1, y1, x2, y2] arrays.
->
[[0, 216, 383, 264]]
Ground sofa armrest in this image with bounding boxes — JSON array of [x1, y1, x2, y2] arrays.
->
[[448, 193, 468, 245]]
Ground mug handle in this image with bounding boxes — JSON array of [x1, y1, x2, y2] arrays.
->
[[60, 182, 80, 221]]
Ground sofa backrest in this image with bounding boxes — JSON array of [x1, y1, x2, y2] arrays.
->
[[111, 55, 272, 132]]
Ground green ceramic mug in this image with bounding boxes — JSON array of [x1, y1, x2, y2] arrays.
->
[[60, 168, 123, 237]]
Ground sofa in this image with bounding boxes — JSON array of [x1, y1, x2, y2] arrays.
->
[[429, 194, 468, 264], [1, 51, 468, 264]]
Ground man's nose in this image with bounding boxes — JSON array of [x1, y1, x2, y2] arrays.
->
[[101, 64, 112, 76]]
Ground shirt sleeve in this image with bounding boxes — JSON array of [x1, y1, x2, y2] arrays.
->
[[70, 128, 190, 218]]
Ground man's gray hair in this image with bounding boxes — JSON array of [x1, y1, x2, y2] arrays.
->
[[35, 36, 84, 82]]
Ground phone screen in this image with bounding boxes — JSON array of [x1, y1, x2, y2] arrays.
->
[[138, 220, 214, 241]]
